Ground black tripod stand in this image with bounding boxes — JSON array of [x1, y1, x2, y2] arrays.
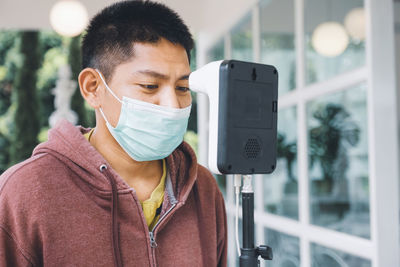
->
[[239, 175, 273, 267]]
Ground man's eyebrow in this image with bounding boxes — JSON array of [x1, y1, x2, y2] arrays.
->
[[135, 70, 190, 81]]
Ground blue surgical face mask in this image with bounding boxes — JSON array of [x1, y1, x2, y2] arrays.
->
[[96, 70, 191, 162]]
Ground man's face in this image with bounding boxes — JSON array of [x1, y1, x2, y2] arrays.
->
[[99, 38, 192, 127]]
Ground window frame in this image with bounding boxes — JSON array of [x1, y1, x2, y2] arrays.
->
[[196, 0, 399, 266]]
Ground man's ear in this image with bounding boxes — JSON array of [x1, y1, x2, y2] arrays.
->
[[78, 68, 102, 109]]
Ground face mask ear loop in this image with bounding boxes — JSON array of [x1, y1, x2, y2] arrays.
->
[[99, 106, 113, 128], [95, 69, 122, 128], [95, 69, 123, 104]]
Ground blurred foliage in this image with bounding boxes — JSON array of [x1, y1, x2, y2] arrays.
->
[[10, 31, 42, 165], [0, 131, 10, 171], [188, 44, 197, 133], [0, 30, 78, 172], [37, 35, 67, 128], [231, 26, 252, 50], [183, 130, 198, 157], [0, 30, 199, 173], [38, 126, 50, 143], [0, 31, 19, 116], [277, 133, 297, 182], [0, 103, 15, 172], [69, 35, 95, 127], [0, 31, 18, 65], [189, 42, 196, 72]]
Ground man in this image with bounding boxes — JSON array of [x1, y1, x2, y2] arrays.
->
[[0, 1, 227, 266]]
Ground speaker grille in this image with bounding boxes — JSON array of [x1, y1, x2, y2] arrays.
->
[[244, 138, 261, 159]]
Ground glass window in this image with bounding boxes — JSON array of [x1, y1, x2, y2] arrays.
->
[[311, 243, 371, 267], [307, 84, 370, 238], [190, 44, 197, 70], [264, 106, 298, 220], [305, 0, 366, 84], [207, 39, 226, 198], [229, 218, 242, 267], [260, 0, 296, 95], [265, 228, 300, 267], [207, 39, 224, 62], [231, 12, 253, 61], [215, 174, 226, 198], [227, 215, 235, 267]]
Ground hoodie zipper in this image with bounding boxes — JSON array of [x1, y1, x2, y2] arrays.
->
[[100, 162, 179, 267], [148, 203, 177, 265]]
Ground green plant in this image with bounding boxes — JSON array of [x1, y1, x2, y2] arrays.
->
[[0, 131, 10, 173], [10, 31, 42, 165], [69, 35, 95, 127], [309, 103, 360, 192], [183, 130, 198, 157], [0, 31, 18, 116], [277, 132, 297, 181], [37, 34, 67, 128]]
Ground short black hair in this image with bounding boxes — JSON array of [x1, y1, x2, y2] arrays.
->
[[82, 0, 194, 81]]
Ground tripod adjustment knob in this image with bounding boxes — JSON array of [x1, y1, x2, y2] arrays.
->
[[257, 245, 273, 260]]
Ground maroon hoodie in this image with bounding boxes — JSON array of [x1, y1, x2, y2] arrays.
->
[[0, 120, 227, 267]]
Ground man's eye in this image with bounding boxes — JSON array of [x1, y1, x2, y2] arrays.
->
[[140, 84, 158, 89], [177, 86, 190, 92]]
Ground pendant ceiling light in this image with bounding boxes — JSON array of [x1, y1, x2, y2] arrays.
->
[[311, 22, 349, 57], [344, 7, 366, 41], [50, 0, 89, 37]]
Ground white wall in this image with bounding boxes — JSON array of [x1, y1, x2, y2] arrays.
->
[[395, 2, 400, 223], [0, 0, 256, 37], [0, 0, 258, 50], [0, 0, 116, 30], [396, 2, 400, 97], [0, 0, 204, 33]]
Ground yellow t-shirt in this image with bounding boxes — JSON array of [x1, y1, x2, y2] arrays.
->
[[83, 128, 165, 230], [83, 128, 95, 141], [141, 159, 166, 230]]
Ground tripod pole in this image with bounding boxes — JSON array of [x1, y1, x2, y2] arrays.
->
[[240, 191, 259, 266], [239, 175, 273, 267], [240, 175, 258, 267]]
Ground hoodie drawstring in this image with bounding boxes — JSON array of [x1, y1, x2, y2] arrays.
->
[[100, 164, 122, 267]]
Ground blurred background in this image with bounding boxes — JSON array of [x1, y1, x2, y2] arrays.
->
[[0, 0, 399, 266]]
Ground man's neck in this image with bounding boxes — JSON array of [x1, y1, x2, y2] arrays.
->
[[89, 122, 163, 202]]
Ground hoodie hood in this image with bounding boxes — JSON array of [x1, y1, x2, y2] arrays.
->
[[0, 119, 227, 267], [33, 119, 199, 267], [33, 119, 198, 204]]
